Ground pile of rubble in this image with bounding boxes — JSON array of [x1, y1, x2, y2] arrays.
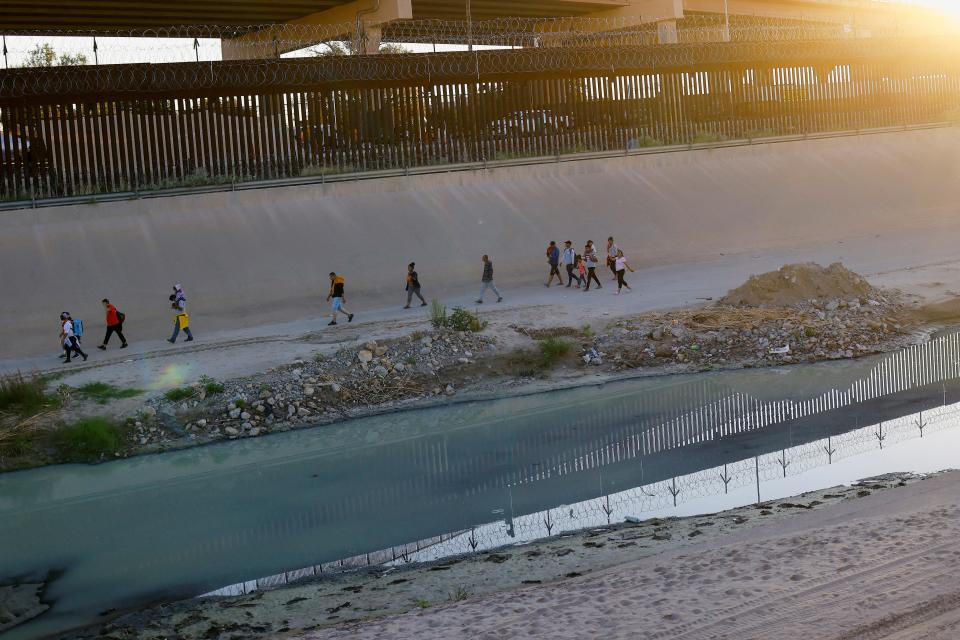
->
[[582, 263, 911, 372], [135, 329, 496, 446]]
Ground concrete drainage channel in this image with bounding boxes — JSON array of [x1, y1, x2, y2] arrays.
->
[[0, 123, 950, 213]]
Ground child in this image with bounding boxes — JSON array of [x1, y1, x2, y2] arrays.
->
[[575, 254, 586, 289]]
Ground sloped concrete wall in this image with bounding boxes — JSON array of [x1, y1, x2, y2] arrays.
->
[[3, 127, 959, 358]]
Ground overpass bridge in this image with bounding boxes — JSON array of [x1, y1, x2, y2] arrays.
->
[[0, 1, 946, 53]]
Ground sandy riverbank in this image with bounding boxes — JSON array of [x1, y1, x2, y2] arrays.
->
[[296, 470, 960, 640]]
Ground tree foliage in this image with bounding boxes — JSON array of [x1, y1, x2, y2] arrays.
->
[[22, 43, 88, 68]]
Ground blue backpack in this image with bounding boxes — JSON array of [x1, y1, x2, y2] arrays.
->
[[72, 318, 84, 337]]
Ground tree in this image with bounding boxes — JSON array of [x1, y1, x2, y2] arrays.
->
[[307, 40, 411, 56], [22, 43, 88, 68]]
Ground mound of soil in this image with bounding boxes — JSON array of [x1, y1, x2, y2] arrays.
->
[[720, 262, 875, 307]]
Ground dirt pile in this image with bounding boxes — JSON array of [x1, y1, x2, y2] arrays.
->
[[720, 262, 876, 308]]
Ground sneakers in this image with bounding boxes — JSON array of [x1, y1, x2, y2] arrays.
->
[[121, 343, 128, 348], [420, 302, 428, 307], [167, 338, 175, 344], [615, 290, 620, 295], [403, 305, 411, 309], [82, 353, 88, 361], [185, 337, 194, 342], [328, 320, 337, 326], [544, 283, 550, 288], [348, 314, 354, 323], [476, 299, 483, 304], [497, 297, 503, 303], [97, 345, 106, 350]]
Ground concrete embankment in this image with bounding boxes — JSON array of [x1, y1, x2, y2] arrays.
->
[[2, 127, 958, 358]]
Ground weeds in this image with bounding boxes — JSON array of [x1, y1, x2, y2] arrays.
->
[[430, 300, 448, 329], [405, 356, 417, 366], [449, 586, 471, 602], [540, 337, 572, 363], [54, 417, 129, 462], [582, 324, 595, 338], [432, 302, 486, 332], [505, 338, 573, 377], [0, 372, 54, 417], [414, 599, 431, 609], [164, 386, 195, 402], [199, 375, 225, 395], [76, 382, 144, 405], [692, 131, 728, 144]]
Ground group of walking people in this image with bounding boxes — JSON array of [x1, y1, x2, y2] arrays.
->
[[58, 284, 195, 364], [546, 236, 635, 294]]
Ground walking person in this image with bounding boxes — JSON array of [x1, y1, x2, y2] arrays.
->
[[98, 298, 127, 350], [545, 241, 564, 287], [60, 312, 88, 363], [606, 237, 620, 281], [476, 254, 502, 304], [167, 284, 194, 343], [562, 241, 581, 288], [583, 240, 602, 291], [404, 262, 427, 309], [326, 272, 355, 326], [576, 254, 587, 288], [614, 249, 635, 294]]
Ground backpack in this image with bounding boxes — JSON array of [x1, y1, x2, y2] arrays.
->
[[72, 318, 84, 337], [117, 310, 126, 324]]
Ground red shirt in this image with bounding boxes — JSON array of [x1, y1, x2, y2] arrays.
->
[[106, 304, 120, 326]]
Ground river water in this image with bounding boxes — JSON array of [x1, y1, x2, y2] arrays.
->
[[5, 333, 960, 639]]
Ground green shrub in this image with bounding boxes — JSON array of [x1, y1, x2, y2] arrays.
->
[[539, 337, 572, 363], [76, 382, 144, 405], [804, 326, 818, 338], [447, 307, 487, 332], [199, 375, 225, 395], [164, 387, 194, 402], [582, 324, 595, 338], [430, 300, 448, 329], [0, 372, 53, 417], [54, 417, 128, 462]]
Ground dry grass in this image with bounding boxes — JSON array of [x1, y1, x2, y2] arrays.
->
[[636, 306, 808, 332]]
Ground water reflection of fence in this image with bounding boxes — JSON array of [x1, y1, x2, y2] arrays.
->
[[526, 334, 960, 485], [398, 401, 960, 563], [2, 31, 959, 200]]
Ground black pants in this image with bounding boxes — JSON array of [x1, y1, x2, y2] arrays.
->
[[103, 324, 126, 345], [565, 264, 581, 286], [617, 269, 628, 290], [548, 264, 563, 283], [585, 267, 602, 290], [64, 336, 87, 361]]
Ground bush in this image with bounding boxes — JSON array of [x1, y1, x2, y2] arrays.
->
[[54, 417, 128, 462], [432, 302, 486, 332], [539, 337, 572, 364], [0, 372, 52, 416], [447, 307, 487, 332], [164, 387, 194, 402], [76, 382, 143, 405], [430, 299, 448, 329], [692, 131, 727, 144], [200, 375, 224, 395]]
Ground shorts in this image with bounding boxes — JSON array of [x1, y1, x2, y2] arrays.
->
[[331, 297, 344, 312]]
